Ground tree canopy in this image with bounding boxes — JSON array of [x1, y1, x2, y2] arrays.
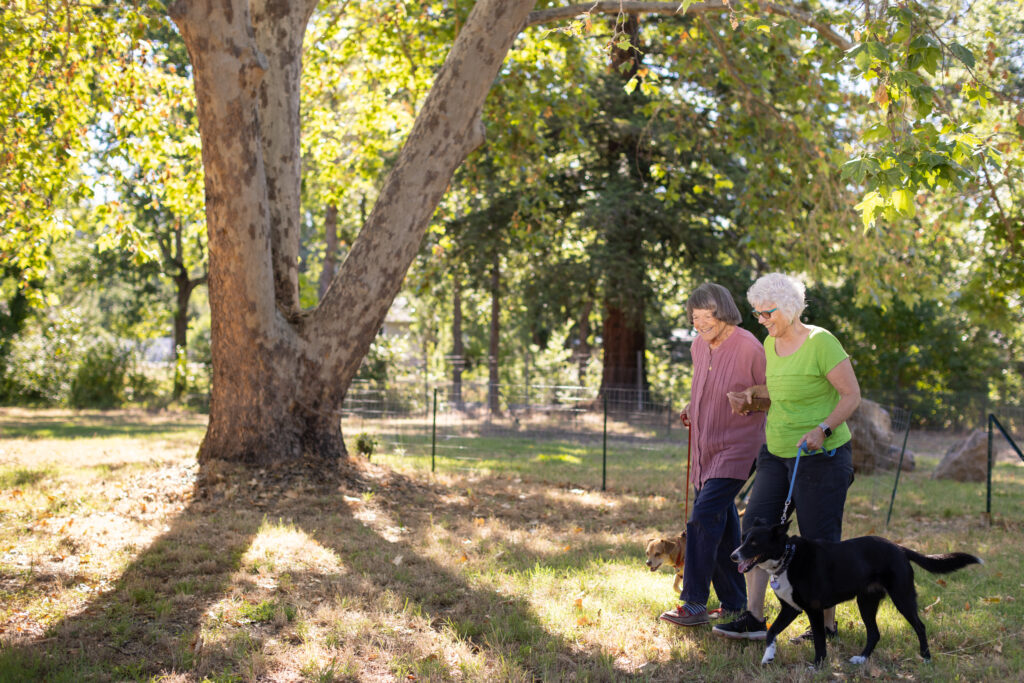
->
[[1, 0, 1021, 444]]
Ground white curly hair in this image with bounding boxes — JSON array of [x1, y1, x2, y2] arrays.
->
[[746, 273, 806, 322]]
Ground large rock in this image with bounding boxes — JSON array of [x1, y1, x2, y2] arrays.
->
[[933, 430, 989, 482], [847, 399, 914, 474]]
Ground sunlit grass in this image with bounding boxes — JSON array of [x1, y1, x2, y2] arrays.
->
[[0, 409, 1021, 680]]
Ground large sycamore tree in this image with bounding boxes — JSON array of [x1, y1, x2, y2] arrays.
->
[[163, 0, 1017, 466], [168, 0, 537, 464]]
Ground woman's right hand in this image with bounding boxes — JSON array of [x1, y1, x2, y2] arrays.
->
[[726, 387, 756, 415], [679, 402, 690, 427]]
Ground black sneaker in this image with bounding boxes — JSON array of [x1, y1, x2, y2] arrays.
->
[[711, 610, 767, 640], [789, 624, 838, 643]]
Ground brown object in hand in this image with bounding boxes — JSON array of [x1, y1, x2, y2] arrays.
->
[[727, 391, 770, 415]]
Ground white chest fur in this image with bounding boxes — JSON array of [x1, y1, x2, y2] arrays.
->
[[770, 570, 799, 610]]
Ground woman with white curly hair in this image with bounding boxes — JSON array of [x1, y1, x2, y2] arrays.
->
[[712, 272, 860, 643]]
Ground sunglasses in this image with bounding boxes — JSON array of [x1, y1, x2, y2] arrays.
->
[[753, 307, 777, 320]]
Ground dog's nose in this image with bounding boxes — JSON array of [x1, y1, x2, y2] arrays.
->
[[730, 550, 740, 562], [645, 560, 652, 567]]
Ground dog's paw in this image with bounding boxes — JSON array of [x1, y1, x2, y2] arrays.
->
[[849, 655, 867, 665], [760, 642, 777, 665]]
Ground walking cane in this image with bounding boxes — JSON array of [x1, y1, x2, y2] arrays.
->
[[682, 411, 691, 522]]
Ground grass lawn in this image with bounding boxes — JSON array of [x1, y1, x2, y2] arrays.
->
[[0, 408, 1022, 681]]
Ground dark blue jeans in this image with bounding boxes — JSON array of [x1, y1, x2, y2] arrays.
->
[[680, 477, 747, 612], [742, 442, 854, 542]]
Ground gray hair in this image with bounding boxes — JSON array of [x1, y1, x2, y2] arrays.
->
[[686, 282, 742, 326], [747, 273, 806, 322]]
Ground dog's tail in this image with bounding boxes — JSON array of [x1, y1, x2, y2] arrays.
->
[[901, 547, 982, 574]]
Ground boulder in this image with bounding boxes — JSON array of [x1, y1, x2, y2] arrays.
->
[[878, 444, 915, 472], [933, 430, 989, 482], [848, 399, 901, 474]]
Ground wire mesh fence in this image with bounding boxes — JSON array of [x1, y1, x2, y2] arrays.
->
[[341, 381, 1021, 518], [342, 380, 688, 494]]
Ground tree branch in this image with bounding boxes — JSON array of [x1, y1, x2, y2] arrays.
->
[[524, 1, 854, 50]]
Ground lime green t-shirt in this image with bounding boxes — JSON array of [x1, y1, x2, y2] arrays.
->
[[765, 326, 852, 456]]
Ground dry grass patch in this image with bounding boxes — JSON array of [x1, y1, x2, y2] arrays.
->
[[1, 410, 1022, 681]]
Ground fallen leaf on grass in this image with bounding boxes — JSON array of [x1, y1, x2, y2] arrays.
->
[[392, 555, 403, 566], [457, 554, 468, 563], [577, 615, 591, 626], [574, 597, 583, 609], [572, 526, 583, 533], [935, 578, 947, 587], [474, 517, 485, 526], [981, 596, 1001, 604], [923, 596, 941, 613]]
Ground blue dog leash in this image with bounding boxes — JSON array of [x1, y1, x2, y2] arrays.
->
[[780, 442, 837, 524]]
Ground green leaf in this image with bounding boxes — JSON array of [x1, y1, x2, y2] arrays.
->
[[862, 123, 891, 144], [892, 188, 915, 217], [948, 42, 975, 69], [676, 0, 697, 15]]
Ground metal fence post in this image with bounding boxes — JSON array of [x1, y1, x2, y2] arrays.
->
[[986, 413, 993, 518], [431, 387, 438, 474], [885, 413, 912, 528], [602, 393, 608, 491]]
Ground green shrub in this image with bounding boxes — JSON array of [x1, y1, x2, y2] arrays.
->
[[355, 432, 377, 458], [0, 313, 82, 405], [69, 341, 130, 408]]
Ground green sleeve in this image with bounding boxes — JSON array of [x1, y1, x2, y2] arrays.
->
[[815, 329, 849, 376]]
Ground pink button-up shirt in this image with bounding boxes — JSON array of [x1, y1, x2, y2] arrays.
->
[[688, 326, 767, 488]]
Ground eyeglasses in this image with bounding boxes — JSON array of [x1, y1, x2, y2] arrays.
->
[[753, 307, 777, 320]]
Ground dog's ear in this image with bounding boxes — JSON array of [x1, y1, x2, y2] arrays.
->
[[646, 537, 655, 546], [752, 516, 767, 530], [773, 519, 792, 537]]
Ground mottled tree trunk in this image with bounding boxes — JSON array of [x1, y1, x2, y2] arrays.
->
[[168, 0, 535, 467]]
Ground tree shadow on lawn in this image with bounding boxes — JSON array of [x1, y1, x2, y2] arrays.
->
[[0, 458, 665, 681]]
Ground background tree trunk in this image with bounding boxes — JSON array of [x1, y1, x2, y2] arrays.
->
[[318, 204, 339, 300], [451, 276, 465, 410], [601, 304, 648, 409], [487, 252, 501, 415]]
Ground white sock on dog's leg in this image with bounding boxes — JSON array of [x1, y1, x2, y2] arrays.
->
[[761, 642, 777, 665], [849, 655, 867, 665]]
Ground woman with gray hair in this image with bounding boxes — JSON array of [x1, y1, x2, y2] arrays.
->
[[659, 283, 767, 627], [712, 272, 860, 643]]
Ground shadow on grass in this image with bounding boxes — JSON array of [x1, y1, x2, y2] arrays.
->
[[0, 416, 205, 441], [0, 460, 644, 681]]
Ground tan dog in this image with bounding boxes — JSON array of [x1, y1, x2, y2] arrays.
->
[[645, 533, 687, 593]]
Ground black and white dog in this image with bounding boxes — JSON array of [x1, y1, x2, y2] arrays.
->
[[732, 520, 981, 667]]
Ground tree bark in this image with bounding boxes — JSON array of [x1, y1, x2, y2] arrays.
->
[[576, 299, 593, 385], [451, 275, 465, 410], [601, 303, 648, 409], [168, 0, 535, 466], [487, 252, 501, 415], [318, 204, 339, 300]]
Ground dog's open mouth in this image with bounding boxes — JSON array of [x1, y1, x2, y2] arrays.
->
[[736, 556, 760, 573]]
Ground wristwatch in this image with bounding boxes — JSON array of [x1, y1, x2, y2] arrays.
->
[[818, 422, 833, 438]]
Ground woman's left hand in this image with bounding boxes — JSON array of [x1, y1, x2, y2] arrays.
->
[[798, 427, 825, 452]]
